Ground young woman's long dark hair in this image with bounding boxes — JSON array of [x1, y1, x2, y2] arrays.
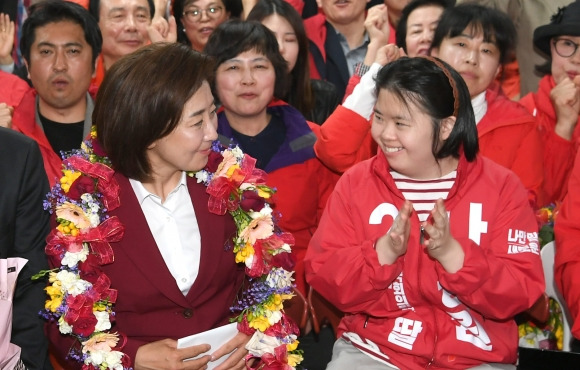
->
[[247, 0, 314, 116]]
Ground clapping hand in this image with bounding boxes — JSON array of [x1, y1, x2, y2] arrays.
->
[[421, 199, 464, 273], [375, 200, 413, 265]]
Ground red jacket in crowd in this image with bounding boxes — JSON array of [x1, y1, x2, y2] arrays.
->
[[520, 75, 580, 204], [555, 148, 580, 340], [306, 152, 544, 369]]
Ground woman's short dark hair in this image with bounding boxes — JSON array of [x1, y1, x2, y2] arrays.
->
[[94, 43, 214, 181], [395, 0, 454, 53], [431, 3, 516, 65], [247, 0, 313, 115], [20, 0, 102, 68], [375, 57, 478, 161], [203, 19, 289, 100]]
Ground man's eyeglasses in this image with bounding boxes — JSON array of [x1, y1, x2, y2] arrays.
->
[[183, 6, 223, 22], [553, 38, 579, 58]]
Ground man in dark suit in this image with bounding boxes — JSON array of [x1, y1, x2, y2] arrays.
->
[[0, 126, 52, 369]]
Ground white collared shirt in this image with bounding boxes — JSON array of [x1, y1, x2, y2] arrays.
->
[[129, 172, 201, 296]]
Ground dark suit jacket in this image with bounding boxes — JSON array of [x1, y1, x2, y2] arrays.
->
[[47, 172, 246, 367], [0, 127, 52, 370], [306, 15, 351, 99]]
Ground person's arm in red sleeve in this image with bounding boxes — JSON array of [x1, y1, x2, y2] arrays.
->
[[555, 149, 580, 340]]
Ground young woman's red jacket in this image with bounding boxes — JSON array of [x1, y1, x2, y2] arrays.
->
[[306, 152, 544, 369]]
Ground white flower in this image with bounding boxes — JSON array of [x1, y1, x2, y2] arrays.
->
[[58, 317, 72, 334], [249, 204, 272, 219], [86, 351, 104, 365], [89, 213, 100, 227], [245, 253, 254, 269], [195, 170, 209, 184], [56, 270, 91, 296], [230, 146, 244, 160], [61, 244, 89, 268], [245, 331, 281, 357], [94, 311, 112, 332], [104, 351, 125, 370], [265, 268, 294, 290], [86, 349, 124, 369], [266, 309, 283, 325]]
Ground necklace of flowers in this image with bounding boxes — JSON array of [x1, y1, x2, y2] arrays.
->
[[36, 127, 303, 369]]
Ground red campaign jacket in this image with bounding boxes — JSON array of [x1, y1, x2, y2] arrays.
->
[[305, 152, 545, 370], [477, 88, 544, 208], [0, 70, 29, 107], [11, 88, 63, 187], [519, 75, 580, 204], [315, 88, 544, 208], [554, 148, 580, 339], [47, 174, 245, 368]]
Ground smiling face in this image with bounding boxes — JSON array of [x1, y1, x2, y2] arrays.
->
[[26, 21, 94, 117], [371, 88, 456, 179], [316, 0, 368, 26], [405, 5, 443, 57], [431, 26, 501, 98], [98, 0, 151, 67], [261, 14, 299, 72], [215, 49, 276, 122], [550, 35, 580, 85], [147, 81, 218, 175], [181, 0, 229, 52]]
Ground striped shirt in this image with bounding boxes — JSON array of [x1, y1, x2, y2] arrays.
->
[[391, 170, 457, 222]]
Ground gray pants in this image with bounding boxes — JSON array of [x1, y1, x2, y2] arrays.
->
[[326, 338, 516, 370]]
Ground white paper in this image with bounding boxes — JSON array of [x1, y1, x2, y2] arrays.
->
[[177, 322, 238, 369]]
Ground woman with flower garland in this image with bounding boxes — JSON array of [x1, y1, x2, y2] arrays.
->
[[204, 20, 339, 299], [305, 57, 545, 369], [45, 43, 254, 369]]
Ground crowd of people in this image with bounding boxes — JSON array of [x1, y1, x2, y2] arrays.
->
[[0, 0, 579, 369]]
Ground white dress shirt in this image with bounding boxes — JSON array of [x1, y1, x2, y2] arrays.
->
[[130, 172, 201, 296]]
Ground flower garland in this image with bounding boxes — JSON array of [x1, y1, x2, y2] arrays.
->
[[36, 127, 303, 369]]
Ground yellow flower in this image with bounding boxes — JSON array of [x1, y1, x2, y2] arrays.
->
[[226, 164, 240, 178], [60, 170, 82, 193], [257, 188, 271, 199], [286, 340, 299, 351], [266, 294, 283, 311], [248, 315, 270, 332], [287, 353, 303, 367], [45, 282, 63, 312], [93, 301, 109, 312], [235, 243, 255, 263]]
